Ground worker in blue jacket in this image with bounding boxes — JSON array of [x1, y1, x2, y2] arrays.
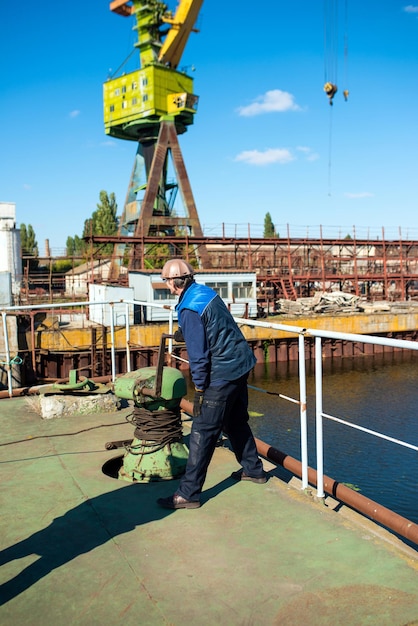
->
[[157, 259, 266, 510]]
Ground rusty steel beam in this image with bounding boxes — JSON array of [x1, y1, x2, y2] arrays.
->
[[86, 235, 418, 247]]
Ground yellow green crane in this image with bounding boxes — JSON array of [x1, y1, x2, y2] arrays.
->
[[104, 0, 209, 278], [104, 0, 203, 141]]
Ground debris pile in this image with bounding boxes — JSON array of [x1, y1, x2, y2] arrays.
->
[[275, 291, 361, 315], [273, 292, 418, 316]]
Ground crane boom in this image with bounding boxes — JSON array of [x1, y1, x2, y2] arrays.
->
[[159, 0, 204, 69], [109, 0, 134, 17]]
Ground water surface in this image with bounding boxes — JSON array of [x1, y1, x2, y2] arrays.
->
[[247, 353, 418, 528]]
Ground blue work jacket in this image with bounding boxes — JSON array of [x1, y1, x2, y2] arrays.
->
[[176, 282, 256, 390]]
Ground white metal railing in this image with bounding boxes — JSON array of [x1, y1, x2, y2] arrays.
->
[[0, 299, 175, 395], [1, 299, 417, 501], [233, 316, 418, 498]]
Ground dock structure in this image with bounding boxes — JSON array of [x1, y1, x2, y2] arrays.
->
[[3, 306, 418, 385], [1, 396, 418, 624], [21, 226, 418, 304], [81, 230, 418, 301]]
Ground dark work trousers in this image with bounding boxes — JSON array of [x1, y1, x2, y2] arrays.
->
[[177, 374, 264, 502]]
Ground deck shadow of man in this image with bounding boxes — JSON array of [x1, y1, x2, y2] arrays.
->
[[0, 475, 232, 606]]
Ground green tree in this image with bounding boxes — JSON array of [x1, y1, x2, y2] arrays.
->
[[52, 259, 80, 273], [82, 191, 118, 240], [20, 223, 39, 275], [66, 191, 119, 258], [82, 191, 118, 255], [66, 236, 76, 256], [20, 223, 38, 256], [263, 212, 277, 238], [82, 217, 94, 240], [66, 234, 85, 257], [93, 191, 118, 237]]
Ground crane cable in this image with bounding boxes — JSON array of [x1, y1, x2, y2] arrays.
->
[[323, 0, 349, 195], [323, 0, 338, 197], [323, 0, 350, 106], [343, 0, 349, 102], [323, 0, 339, 106]]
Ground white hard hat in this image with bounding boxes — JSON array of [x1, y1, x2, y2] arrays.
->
[[161, 259, 195, 280]]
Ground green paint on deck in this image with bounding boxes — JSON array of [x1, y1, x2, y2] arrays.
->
[[0, 397, 417, 625]]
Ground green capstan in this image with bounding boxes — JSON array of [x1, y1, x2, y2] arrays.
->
[[114, 367, 189, 483]]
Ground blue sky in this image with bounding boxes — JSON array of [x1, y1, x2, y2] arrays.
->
[[1, 1, 418, 253]]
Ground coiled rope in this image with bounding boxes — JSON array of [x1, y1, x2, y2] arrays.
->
[[125, 405, 183, 454]]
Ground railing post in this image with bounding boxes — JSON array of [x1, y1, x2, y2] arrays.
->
[[298, 333, 308, 489], [125, 302, 131, 373], [167, 309, 174, 355], [315, 336, 325, 499], [2, 312, 12, 397], [109, 303, 116, 382]]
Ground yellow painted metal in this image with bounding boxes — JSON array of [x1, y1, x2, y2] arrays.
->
[[104, 0, 202, 141], [23, 312, 418, 352], [159, 0, 204, 69], [103, 66, 196, 140]]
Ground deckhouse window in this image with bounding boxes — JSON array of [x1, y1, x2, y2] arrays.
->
[[206, 282, 228, 298], [232, 281, 253, 298]]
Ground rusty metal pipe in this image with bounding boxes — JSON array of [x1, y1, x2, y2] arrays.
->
[[255, 438, 418, 546], [179, 397, 418, 546]]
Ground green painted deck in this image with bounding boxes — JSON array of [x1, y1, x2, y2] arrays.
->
[[1, 396, 418, 625]]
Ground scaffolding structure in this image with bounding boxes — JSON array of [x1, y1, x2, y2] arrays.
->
[[19, 225, 418, 305], [83, 228, 418, 304]]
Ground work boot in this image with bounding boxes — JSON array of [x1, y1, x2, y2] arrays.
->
[[230, 469, 267, 484], [157, 493, 201, 509]]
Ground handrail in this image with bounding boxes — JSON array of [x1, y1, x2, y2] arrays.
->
[[0, 299, 175, 392], [1, 298, 417, 543], [234, 316, 418, 501]]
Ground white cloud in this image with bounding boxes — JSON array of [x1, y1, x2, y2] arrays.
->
[[296, 146, 319, 161], [403, 5, 418, 13], [344, 191, 374, 199], [23, 183, 32, 190], [237, 89, 301, 116], [234, 148, 295, 166], [69, 110, 81, 118]]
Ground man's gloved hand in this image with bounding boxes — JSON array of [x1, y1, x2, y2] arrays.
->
[[193, 389, 204, 417], [173, 328, 184, 342]]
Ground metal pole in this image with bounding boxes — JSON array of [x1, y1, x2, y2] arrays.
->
[[298, 334, 308, 489], [168, 309, 174, 354], [109, 302, 116, 382], [125, 302, 131, 373], [315, 336, 325, 499], [2, 312, 12, 397], [30, 312, 36, 373]]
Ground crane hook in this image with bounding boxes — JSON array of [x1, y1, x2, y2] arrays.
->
[[324, 82, 338, 105]]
